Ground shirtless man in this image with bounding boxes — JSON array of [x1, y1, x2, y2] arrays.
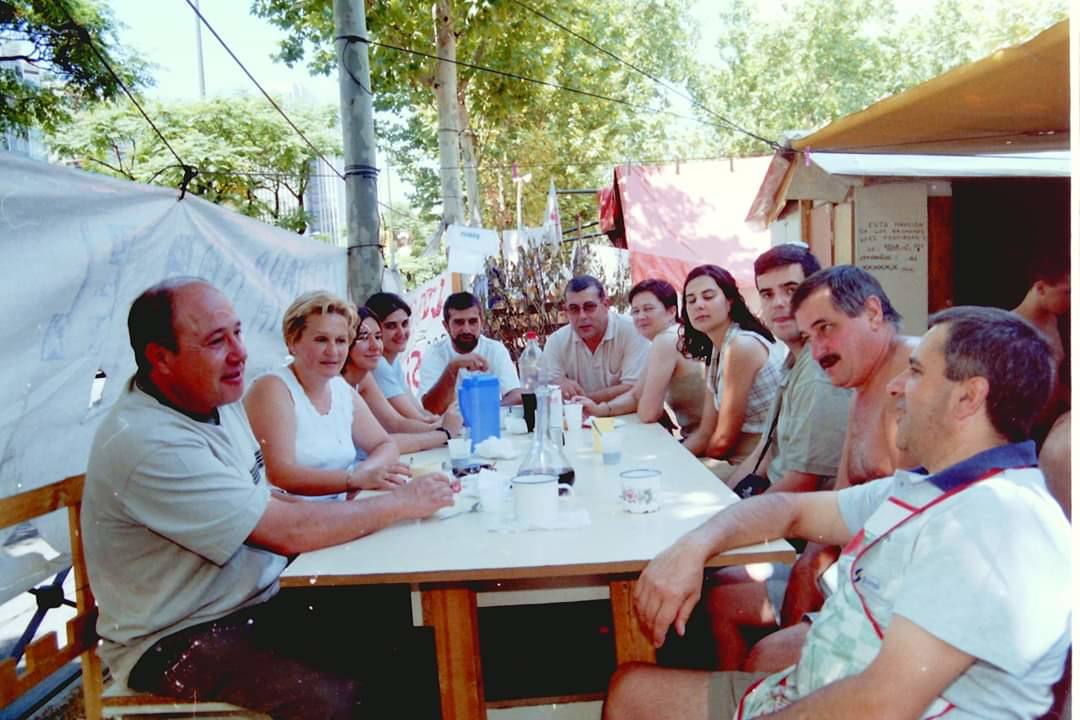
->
[[746, 265, 917, 670]]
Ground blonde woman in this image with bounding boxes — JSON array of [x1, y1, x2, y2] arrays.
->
[[246, 291, 448, 500]]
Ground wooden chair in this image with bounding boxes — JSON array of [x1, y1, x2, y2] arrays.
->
[[0, 475, 267, 719]]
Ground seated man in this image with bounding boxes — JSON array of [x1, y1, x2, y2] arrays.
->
[[365, 291, 438, 423], [606, 306, 1071, 720], [706, 245, 853, 670], [419, 291, 522, 414], [82, 279, 457, 719], [541, 274, 650, 402]]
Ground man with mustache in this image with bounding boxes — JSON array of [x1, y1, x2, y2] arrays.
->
[[419, 291, 522, 414], [606, 306, 1070, 720], [705, 245, 853, 671], [739, 265, 919, 668]]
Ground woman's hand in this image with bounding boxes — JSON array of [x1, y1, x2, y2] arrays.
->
[[348, 461, 412, 492]]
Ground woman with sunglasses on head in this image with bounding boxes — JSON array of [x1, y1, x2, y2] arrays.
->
[[679, 265, 785, 480], [342, 306, 464, 454]]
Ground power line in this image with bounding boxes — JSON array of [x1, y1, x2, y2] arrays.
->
[[507, 0, 780, 151], [343, 34, 743, 137], [56, 0, 198, 195], [183, 0, 346, 183]]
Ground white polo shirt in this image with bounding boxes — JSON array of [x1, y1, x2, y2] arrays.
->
[[539, 312, 649, 394], [419, 335, 521, 398]]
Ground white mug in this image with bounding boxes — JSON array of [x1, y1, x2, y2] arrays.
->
[[619, 469, 661, 513], [513, 474, 574, 528]]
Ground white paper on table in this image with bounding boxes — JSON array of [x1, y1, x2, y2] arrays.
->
[[447, 224, 500, 274]]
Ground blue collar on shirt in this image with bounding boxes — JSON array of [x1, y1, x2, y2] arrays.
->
[[918, 441, 1038, 492]]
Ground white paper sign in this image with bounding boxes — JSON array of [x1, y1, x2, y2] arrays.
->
[[401, 271, 452, 393], [446, 224, 500, 274], [854, 183, 929, 335]]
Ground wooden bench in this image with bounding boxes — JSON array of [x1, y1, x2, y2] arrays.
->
[[0, 475, 267, 719]]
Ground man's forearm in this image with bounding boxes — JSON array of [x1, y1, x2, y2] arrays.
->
[[421, 365, 458, 414], [588, 383, 633, 403]]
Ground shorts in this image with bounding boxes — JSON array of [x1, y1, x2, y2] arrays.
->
[[708, 670, 771, 719]]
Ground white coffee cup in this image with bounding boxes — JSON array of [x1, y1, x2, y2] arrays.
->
[[619, 468, 661, 513], [513, 474, 574, 528], [476, 471, 510, 515]]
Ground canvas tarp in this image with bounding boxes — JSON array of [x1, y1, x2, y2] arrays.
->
[[0, 151, 346, 603], [602, 159, 774, 299], [791, 20, 1068, 154]]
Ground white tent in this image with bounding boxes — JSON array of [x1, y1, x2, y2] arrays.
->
[[0, 151, 347, 603]]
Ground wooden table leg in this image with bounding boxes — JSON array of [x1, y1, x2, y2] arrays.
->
[[609, 580, 656, 664], [421, 587, 486, 720]]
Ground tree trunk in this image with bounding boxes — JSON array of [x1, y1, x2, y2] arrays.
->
[[458, 82, 482, 226], [433, 0, 464, 229]]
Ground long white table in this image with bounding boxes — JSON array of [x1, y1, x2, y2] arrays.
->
[[281, 420, 794, 719]]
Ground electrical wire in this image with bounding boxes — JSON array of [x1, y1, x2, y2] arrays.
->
[[506, 0, 780, 150], [183, 0, 346, 182], [340, 34, 753, 139], [56, 0, 197, 193]]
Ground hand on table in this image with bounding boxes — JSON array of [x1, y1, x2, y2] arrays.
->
[[441, 407, 465, 437], [350, 462, 412, 493], [633, 535, 710, 648], [556, 378, 586, 401], [398, 472, 456, 518], [572, 396, 602, 418]]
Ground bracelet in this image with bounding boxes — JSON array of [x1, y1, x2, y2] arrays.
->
[[436, 426, 452, 443]]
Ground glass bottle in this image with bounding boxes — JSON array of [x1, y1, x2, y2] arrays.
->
[[516, 385, 576, 490]]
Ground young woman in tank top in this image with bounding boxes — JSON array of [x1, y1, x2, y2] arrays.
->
[[678, 265, 785, 480]]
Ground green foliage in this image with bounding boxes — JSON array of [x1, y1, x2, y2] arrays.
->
[[700, 0, 1069, 155], [49, 95, 341, 233], [393, 243, 447, 289], [0, 0, 149, 134], [251, 0, 712, 228]]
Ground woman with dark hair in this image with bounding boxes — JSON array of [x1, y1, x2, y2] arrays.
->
[[575, 278, 707, 438], [679, 265, 784, 478], [342, 306, 464, 454]]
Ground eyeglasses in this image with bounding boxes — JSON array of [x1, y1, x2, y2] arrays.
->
[[565, 302, 600, 316]]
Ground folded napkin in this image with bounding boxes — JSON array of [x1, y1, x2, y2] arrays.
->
[[474, 436, 519, 459], [431, 492, 479, 520], [503, 417, 528, 435]]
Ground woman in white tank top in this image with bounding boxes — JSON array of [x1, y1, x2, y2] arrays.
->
[[245, 292, 414, 500], [678, 265, 784, 479]]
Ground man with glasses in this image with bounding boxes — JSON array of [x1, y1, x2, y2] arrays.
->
[[540, 275, 650, 402]]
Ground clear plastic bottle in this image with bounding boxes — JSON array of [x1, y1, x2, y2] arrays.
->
[[518, 331, 542, 392], [516, 385, 575, 491], [518, 331, 543, 431]]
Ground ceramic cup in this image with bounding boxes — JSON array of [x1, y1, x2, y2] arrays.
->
[[619, 468, 661, 513], [513, 474, 574, 528]]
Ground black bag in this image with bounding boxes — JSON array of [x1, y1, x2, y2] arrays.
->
[[732, 472, 770, 498], [731, 402, 781, 499]]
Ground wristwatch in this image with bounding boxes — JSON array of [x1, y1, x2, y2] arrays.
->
[[436, 427, 452, 443]]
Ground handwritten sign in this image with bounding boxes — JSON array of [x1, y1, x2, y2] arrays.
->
[[854, 184, 929, 335], [401, 272, 451, 393]]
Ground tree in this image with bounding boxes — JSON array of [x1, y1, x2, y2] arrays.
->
[[50, 95, 342, 233], [699, 0, 1069, 155], [0, 0, 148, 134], [252, 0, 710, 231]]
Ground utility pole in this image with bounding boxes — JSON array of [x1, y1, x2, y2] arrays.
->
[[193, 0, 205, 98], [334, 0, 383, 304]]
